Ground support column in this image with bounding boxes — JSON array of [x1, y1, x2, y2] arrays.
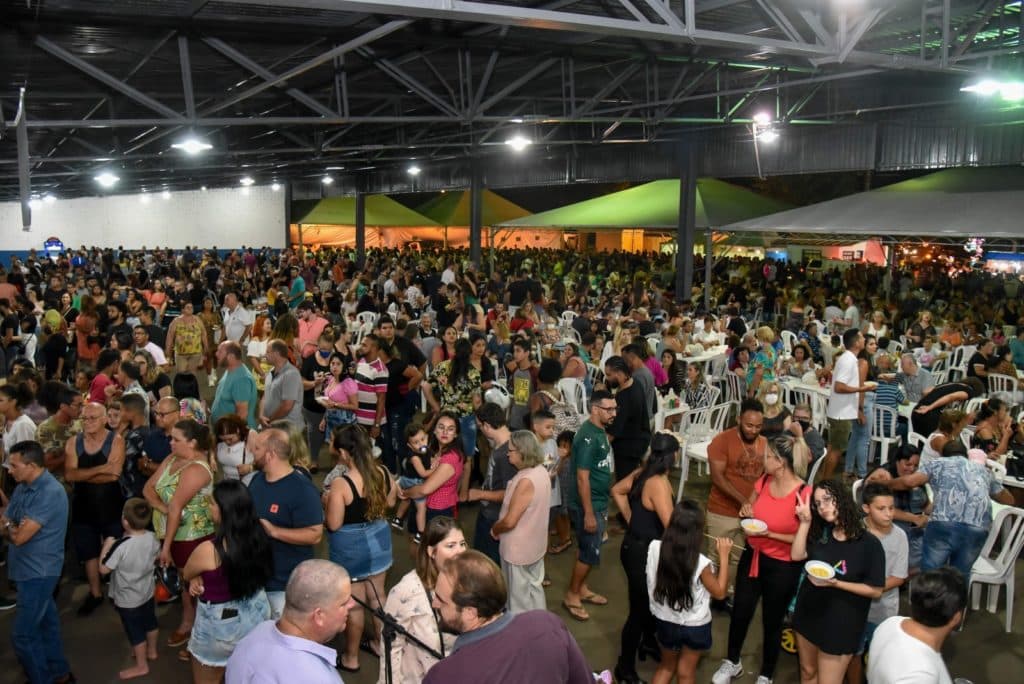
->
[[704, 229, 714, 313], [355, 186, 366, 268], [675, 142, 697, 307], [469, 160, 483, 268]]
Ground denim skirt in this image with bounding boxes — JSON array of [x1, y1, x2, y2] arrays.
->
[[328, 519, 393, 581], [188, 589, 271, 666]]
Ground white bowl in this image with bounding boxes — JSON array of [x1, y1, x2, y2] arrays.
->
[[740, 518, 768, 534], [805, 560, 836, 580]]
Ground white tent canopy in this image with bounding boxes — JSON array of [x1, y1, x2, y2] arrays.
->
[[722, 167, 1024, 243]]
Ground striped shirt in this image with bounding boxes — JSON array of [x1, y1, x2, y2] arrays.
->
[[873, 381, 905, 432], [354, 357, 388, 426]]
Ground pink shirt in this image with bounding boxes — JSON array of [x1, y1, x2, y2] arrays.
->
[[748, 474, 810, 576], [426, 450, 463, 511], [297, 316, 329, 358], [645, 357, 669, 386], [89, 373, 117, 404], [325, 377, 358, 405], [498, 465, 552, 566]]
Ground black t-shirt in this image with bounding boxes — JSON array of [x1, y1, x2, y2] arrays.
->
[[910, 381, 972, 436], [1, 313, 21, 352], [391, 335, 426, 370], [300, 354, 329, 414], [145, 323, 167, 349], [143, 372, 172, 406], [792, 530, 885, 655], [507, 280, 529, 307], [385, 358, 409, 408], [40, 333, 68, 380], [607, 381, 651, 454], [966, 351, 987, 379], [727, 316, 747, 338]]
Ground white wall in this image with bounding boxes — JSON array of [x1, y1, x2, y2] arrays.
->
[[0, 185, 286, 250]]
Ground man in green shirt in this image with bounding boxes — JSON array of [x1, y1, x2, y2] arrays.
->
[[210, 341, 258, 428], [563, 389, 616, 623]]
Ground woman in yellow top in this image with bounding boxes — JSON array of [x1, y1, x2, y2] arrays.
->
[[165, 301, 208, 374], [144, 418, 215, 653]]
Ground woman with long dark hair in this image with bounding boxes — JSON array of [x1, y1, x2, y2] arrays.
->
[[971, 396, 1013, 458], [378, 516, 466, 683], [646, 500, 732, 684], [402, 412, 466, 527], [712, 435, 810, 684], [609, 433, 678, 684], [790, 480, 885, 684], [425, 338, 481, 458], [325, 424, 397, 672], [182, 480, 272, 682]]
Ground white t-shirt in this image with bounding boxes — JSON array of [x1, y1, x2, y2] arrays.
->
[[646, 540, 712, 627], [246, 338, 268, 360], [867, 616, 952, 684], [217, 441, 255, 485], [827, 350, 860, 420], [3, 414, 39, 463]]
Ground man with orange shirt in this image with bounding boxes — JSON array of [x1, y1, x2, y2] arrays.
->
[[295, 300, 328, 358], [705, 398, 766, 608]]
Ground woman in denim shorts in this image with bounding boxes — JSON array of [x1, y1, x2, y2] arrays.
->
[[182, 479, 273, 681]]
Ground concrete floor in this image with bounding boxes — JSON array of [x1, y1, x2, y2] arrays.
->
[[1, 468, 1020, 684]]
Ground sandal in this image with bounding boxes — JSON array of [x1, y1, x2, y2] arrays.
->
[[542, 577, 552, 587], [581, 592, 608, 606], [548, 539, 572, 555], [177, 649, 190, 663], [562, 600, 590, 622], [359, 636, 381, 658]]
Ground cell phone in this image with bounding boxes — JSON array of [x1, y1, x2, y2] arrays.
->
[[221, 608, 239, 619]]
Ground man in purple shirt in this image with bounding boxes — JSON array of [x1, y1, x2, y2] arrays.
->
[[226, 560, 353, 684], [425, 551, 592, 684]]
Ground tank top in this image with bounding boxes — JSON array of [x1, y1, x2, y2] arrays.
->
[[498, 465, 552, 566], [337, 465, 389, 527], [748, 474, 809, 576], [72, 430, 123, 524], [628, 488, 666, 543], [153, 455, 215, 542], [921, 432, 944, 465], [199, 559, 233, 604]]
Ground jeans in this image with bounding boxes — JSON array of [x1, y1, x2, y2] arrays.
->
[[618, 533, 657, 672], [301, 407, 326, 468], [382, 391, 420, 474], [473, 513, 501, 565], [845, 393, 874, 477], [727, 548, 803, 678], [459, 413, 478, 459], [12, 575, 71, 684], [921, 519, 989, 578]]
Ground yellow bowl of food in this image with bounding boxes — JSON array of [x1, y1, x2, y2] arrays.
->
[[805, 560, 835, 580], [741, 518, 768, 534]]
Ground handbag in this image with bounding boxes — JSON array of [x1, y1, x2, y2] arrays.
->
[[154, 566, 182, 604]]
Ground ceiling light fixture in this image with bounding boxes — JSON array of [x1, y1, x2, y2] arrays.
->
[[271, 183, 281, 191], [43, 194, 56, 204], [505, 134, 531, 152], [171, 138, 213, 155], [162, 190, 172, 199], [95, 172, 120, 188], [239, 176, 255, 186], [757, 129, 780, 143], [321, 175, 334, 185], [961, 77, 1024, 101], [407, 165, 421, 176], [752, 111, 773, 126], [201, 185, 208, 192]]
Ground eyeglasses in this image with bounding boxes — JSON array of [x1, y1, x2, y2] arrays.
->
[[595, 405, 617, 413], [813, 495, 836, 510], [155, 410, 178, 417]]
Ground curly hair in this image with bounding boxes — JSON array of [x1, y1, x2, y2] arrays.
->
[[809, 478, 865, 542]]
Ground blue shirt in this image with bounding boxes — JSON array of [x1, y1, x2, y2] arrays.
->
[[210, 365, 259, 428], [248, 470, 324, 592], [5, 470, 69, 581], [226, 620, 341, 684], [921, 457, 1004, 529], [1010, 338, 1024, 369], [143, 429, 172, 463]]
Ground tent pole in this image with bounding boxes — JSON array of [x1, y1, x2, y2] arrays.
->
[[355, 187, 366, 268], [469, 160, 483, 268], [298, 224, 304, 255], [675, 141, 697, 309], [489, 226, 495, 276], [704, 229, 713, 314]]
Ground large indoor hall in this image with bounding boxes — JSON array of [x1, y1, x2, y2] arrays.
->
[[3, 2, 1024, 684]]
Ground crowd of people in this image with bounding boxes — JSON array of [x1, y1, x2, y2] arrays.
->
[[0, 242, 1021, 684]]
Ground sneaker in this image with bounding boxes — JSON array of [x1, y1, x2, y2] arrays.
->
[[711, 659, 744, 684], [755, 677, 773, 684], [0, 596, 16, 611], [77, 593, 104, 617], [388, 516, 404, 531], [412, 533, 422, 545]]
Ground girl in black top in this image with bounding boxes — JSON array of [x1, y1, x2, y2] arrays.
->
[[791, 479, 885, 683], [609, 433, 678, 684]]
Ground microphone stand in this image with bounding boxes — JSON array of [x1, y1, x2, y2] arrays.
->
[[351, 592, 444, 684]]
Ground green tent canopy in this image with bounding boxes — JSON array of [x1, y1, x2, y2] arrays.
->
[[294, 195, 439, 226], [416, 189, 532, 226], [499, 178, 791, 229]]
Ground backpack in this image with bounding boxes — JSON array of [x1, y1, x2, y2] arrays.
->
[[539, 389, 584, 434]]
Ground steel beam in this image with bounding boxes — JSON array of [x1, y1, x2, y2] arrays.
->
[[952, 0, 1005, 60], [179, 36, 197, 119], [203, 37, 338, 117], [34, 36, 181, 119], [477, 58, 559, 113], [354, 46, 460, 117], [200, 20, 411, 116]]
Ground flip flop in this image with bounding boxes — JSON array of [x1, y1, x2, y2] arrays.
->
[[359, 637, 381, 658], [581, 592, 608, 606], [562, 600, 590, 622], [548, 539, 572, 555]]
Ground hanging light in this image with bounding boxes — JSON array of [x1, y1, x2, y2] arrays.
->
[[407, 165, 421, 176], [95, 172, 120, 188], [162, 189, 172, 200], [271, 182, 282, 191], [505, 135, 531, 152], [171, 138, 213, 155], [239, 176, 255, 186], [321, 175, 334, 185], [43, 194, 56, 204], [757, 129, 780, 143]]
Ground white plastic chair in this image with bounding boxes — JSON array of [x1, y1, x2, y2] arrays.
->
[[965, 397, 986, 416], [988, 373, 1019, 403], [708, 401, 731, 434], [870, 405, 902, 466], [887, 340, 904, 355], [723, 372, 745, 409], [781, 330, 797, 355], [356, 311, 378, 329], [907, 431, 928, 450], [851, 478, 864, 503], [646, 335, 660, 356], [708, 354, 728, 380], [485, 383, 512, 418], [790, 387, 828, 437], [560, 310, 577, 325], [585, 363, 604, 388], [967, 506, 1024, 633], [806, 449, 827, 485], [557, 377, 587, 416]]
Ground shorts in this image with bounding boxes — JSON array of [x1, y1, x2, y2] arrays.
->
[[654, 618, 713, 652], [570, 507, 606, 567], [116, 598, 158, 646], [426, 506, 455, 524], [72, 520, 124, 561], [398, 476, 426, 504], [170, 535, 213, 569], [827, 418, 853, 451], [327, 519, 393, 581], [856, 621, 879, 655], [189, 590, 271, 667]]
